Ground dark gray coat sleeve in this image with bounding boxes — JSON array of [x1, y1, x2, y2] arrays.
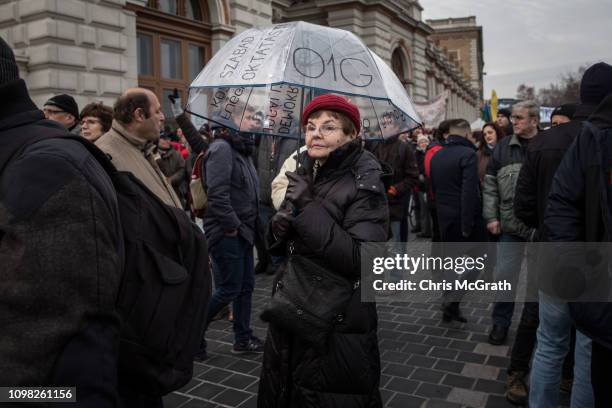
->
[[176, 113, 208, 154], [205, 140, 241, 231]]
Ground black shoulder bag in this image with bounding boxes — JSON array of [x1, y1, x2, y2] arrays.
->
[[261, 248, 359, 350]]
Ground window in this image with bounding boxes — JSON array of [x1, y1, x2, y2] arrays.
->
[[391, 49, 405, 80], [130, 0, 211, 129], [447, 50, 460, 63], [391, 47, 413, 95], [158, 0, 178, 15], [137, 34, 153, 76], [161, 39, 182, 79], [185, 0, 202, 20], [148, 0, 205, 21], [188, 44, 204, 80]]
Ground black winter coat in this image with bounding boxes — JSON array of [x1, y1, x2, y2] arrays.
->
[[365, 136, 419, 221], [258, 140, 389, 408], [544, 94, 612, 350], [430, 135, 486, 242], [514, 104, 597, 237], [0, 79, 122, 403]]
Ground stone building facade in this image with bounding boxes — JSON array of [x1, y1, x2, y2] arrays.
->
[[0, 0, 482, 123], [427, 16, 484, 101]]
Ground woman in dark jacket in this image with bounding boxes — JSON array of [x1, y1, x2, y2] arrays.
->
[[258, 94, 389, 408], [476, 122, 505, 183]]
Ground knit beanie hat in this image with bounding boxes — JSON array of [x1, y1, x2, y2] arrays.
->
[[44, 94, 80, 120], [0, 36, 19, 85], [302, 94, 361, 133], [580, 62, 612, 105], [550, 103, 577, 121], [497, 108, 511, 119]]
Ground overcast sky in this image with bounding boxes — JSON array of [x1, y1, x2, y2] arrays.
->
[[419, 0, 612, 99]]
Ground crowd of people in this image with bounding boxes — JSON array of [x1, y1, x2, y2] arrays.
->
[[2, 32, 612, 408]]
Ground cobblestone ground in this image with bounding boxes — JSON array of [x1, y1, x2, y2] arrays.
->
[[163, 273, 570, 408]]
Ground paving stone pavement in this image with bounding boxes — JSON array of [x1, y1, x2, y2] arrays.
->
[[164, 273, 571, 408]]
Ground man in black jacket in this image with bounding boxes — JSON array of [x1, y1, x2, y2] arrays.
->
[[366, 133, 419, 242], [545, 84, 612, 407], [515, 62, 612, 408], [430, 119, 487, 322], [0, 37, 122, 406], [195, 125, 264, 360]]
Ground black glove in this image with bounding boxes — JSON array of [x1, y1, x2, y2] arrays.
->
[[285, 171, 313, 210], [271, 209, 294, 241]]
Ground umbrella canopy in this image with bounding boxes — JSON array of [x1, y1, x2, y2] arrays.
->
[[187, 21, 421, 139]]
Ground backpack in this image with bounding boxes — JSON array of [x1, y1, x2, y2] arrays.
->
[[189, 151, 208, 218], [2, 125, 212, 396], [190, 140, 237, 218]]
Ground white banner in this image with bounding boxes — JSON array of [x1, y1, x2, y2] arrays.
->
[[414, 91, 449, 129]]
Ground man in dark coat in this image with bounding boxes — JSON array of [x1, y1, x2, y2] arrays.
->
[[514, 64, 612, 408], [430, 119, 487, 322], [366, 134, 418, 242], [545, 89, 612, 407], [195, 126, 263, 360], [0, 37, 123, 405], [431, 119, 485, 243]]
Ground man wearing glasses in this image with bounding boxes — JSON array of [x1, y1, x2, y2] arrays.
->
[[43, 94, 81, 135], [483, 100, 540, 404]]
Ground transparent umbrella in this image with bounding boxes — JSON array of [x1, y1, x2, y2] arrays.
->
[[187, 21, 421, 139]]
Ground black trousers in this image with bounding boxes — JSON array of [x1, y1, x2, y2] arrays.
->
[[592, 340, 612, 408], [509, 302, 539, 373]]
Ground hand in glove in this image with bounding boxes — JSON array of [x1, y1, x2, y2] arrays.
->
[[285, 171, 314, 210], [271, 209, 294, 241], [167, 88, 184, 118]]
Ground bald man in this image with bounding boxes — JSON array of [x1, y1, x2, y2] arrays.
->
[[96, 88, 182, 208]]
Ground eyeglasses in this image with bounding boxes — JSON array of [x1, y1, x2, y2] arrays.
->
[[305, 124, 342, 137], [43, 107, 65, 115]]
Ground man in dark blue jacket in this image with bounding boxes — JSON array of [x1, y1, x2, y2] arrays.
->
[[545, 90, 612, 408], [430, 118, 487, 322], [195, 125, 263, 360]]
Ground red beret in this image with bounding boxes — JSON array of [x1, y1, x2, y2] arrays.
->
[[301, 94, 361, 133]]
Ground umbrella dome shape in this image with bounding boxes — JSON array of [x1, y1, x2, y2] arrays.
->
[[187, 21, 421, 139]]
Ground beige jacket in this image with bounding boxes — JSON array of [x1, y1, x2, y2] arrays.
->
[[96, 120, 182, 208], [271, 145, 308, 210]]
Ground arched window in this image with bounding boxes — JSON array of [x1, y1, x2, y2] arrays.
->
[[149, 0, 206, 20], [129, 1, 212, 128], [391, 47, 413, 95], [391, 49, 405, 80]]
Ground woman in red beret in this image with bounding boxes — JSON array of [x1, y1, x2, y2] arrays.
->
[[258, 94, 389, 407]]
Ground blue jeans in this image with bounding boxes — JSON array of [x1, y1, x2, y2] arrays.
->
[[206, 235, 255, 344], [529, 292, 593, 408], [492, 234, 529, 328]]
